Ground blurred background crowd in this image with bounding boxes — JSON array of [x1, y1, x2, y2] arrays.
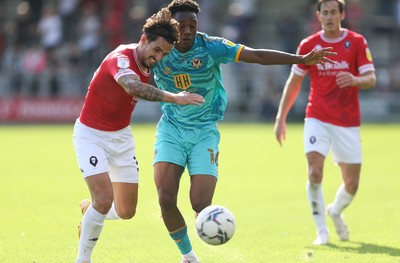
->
[[0, 0, 399, 121]]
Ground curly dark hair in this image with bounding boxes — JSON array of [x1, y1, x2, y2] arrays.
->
[[167, 0, 201, 15], [143, 7, 179, 44]]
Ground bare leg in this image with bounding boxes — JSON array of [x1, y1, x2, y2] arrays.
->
[[154, 162, 185, 231]]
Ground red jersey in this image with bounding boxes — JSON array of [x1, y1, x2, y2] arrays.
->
[[292, 29, 375, 127], [79, 44, 150, 131]]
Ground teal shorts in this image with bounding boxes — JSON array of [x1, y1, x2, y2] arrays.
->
[[153, 120, 220, 178]]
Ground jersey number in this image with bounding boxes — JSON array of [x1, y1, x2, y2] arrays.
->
[[208, 148, 219, 166]]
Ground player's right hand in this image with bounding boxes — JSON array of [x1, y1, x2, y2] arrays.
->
[[274, 120, 286, 146]]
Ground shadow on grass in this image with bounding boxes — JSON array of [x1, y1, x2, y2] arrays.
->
[[307, 241, 400, 258]]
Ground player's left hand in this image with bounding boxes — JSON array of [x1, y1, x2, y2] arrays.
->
[[336, 71, 356, 88], [175, 91, 205, 106], [303, 47, 336, 68]]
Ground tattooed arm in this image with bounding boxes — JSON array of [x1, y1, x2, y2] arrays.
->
[[117, 74, 204, 105]]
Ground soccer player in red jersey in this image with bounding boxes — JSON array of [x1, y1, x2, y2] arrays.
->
[[274, 0, 376, 245], [72, 8, 204, 263]]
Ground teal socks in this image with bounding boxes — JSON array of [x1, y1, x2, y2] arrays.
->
[[169, 226, 192, 255]]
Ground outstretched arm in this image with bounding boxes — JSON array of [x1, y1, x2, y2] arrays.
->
[[117, 74, 204, 105], [238, 46, 336, 67]]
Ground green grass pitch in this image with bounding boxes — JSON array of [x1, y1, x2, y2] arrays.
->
[[0, 123, 399, 263]]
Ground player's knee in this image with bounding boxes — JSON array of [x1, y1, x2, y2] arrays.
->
[[93, 197, 113, 214], [345, 181, 359, 195], [191, 198, 210, 214], [118, 207, 136, 219], [308, 167, 323, 183], [158, 191, 177, 210]]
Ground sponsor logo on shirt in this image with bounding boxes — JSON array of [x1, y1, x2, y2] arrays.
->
[[174, 74, 192, 90], [317, 60, 349, 71]]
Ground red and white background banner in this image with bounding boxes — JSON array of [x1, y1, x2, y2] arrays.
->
[[0, 98, 84, 122]]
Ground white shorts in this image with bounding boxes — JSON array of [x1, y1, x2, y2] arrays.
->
[[73, 119, 139, 183], [304, 118, 362, 164]]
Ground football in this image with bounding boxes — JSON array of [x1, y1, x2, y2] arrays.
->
[[195, 205, 236, 245]]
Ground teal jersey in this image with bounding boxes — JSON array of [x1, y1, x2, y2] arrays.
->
[[153, 32, 243, 129]]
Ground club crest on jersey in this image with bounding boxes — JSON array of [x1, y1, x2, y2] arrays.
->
[[117, 57, 129, 69], [344, 41, 351, 49], [192, 58, 202, 69]]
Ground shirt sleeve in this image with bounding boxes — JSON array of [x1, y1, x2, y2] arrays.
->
[[105, 54, 137, 82], [206, 36, 244, 64], [357, 37, 375, 75]]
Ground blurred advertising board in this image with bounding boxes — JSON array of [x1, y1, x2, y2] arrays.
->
[[0, 98, 84, 123]]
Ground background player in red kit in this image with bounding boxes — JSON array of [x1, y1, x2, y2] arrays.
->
[[274, 0, 376, 245], [72, 8, 204, 263]]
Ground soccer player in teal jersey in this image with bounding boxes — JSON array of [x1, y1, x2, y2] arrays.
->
[[152, 1, 336, 262]]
